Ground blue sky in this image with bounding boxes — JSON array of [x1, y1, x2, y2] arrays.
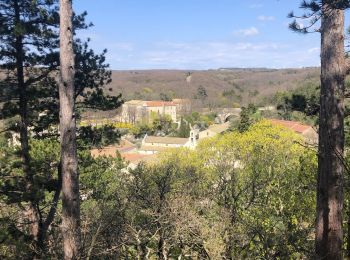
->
[[74, 0, 329, 70]]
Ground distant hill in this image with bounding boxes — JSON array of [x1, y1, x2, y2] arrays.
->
[[0, 67, 321, 122], [107, 68, 320, 109]]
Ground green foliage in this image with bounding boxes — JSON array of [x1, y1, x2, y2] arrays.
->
[[159, 92, 172, 101], [177, 118, 191, 138], [0, 137, 61, 257], [220, 88, 244, 107], [0, 1, 122, 135], [78, 124, 121, 148], [80, 153, 125, 200], [151, 114, 174, 135], [184, 112, 216, 130], [130, 113, 177, 138], [0, 1, 322, 257], [99, 121, 317, 259], [0, 1, 123, 257], [0, 120, 318, 258], [198, 121, 317, 258], [131, 123, 152, 138], [195, 85, 208, 103], [236, 103, 260, 132], [273, 82, 320, 122]]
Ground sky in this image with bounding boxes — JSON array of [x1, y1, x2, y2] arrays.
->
[[73, 0, 334, 70]]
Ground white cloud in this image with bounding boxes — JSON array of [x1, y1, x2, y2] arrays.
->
[[99, 40, 320, 70], [308, 47, 320, 53], [249, 3, 263, 9], [235, 27, 259, 37], [258, 15, 275, 21], [137, 41, 296, 69]]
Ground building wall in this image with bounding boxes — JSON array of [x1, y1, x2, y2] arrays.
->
[[143, 142, 183, 148], [173, 99, 192, 115], [121, 102, 148, 124], [122, 101, 177, 123], [302, 128, 319, 144], [147, 105, 177, 122], [198, 129, 216, 139]]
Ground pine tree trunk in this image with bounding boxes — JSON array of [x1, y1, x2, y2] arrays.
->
[[59, 0, 81, 259], [13, 0, 41, 256], [315, 4, 345, 260]]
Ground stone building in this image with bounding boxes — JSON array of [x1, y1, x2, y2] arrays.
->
[[139, 135, 191, 154], [172, 99, 192, 116], [121, 100, 178, 123], [138, 123, 229, 155]]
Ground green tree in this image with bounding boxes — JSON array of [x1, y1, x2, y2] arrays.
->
[[0, 0, 122, 257], [237, 104, 259, 133], [196, 85, 208, 104], [177, 118, 191, 138], [198, 121, 317, 258], [79, 151, 128, 259], [79, 125, 121, 148], [151, 114, 174, 135], [159, 92, 172, 101], [0, 1, 61, 256], [274, 83, 320, 121], [290, 2, 347, 258], [131, 123, 152, 138]]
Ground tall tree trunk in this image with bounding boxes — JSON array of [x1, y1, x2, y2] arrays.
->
[[13, 0, 41, 256], [59, 0, 81, 259], [347, 197, 350, 258], [315, 4, 345, 260]]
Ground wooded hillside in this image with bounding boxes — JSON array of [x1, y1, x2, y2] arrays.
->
[[108, 68, 320, 107]]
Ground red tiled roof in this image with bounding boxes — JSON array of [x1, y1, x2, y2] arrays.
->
[[145, 101, 176, 107], [269, 119, 312, 134], [121, 153, 147, 162], [91, 146, 119, 158], [117, 140, 137, 152], [90, 140, 136, 158]]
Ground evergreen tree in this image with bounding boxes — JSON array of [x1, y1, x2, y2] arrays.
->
[[0, 0, 122, 257], [237, 104, 257, 133], [196, 85, 208, 104], [177, 118, 191, 138], [237, 107, 250, 133], [0, 1, 60, 256], [290, 1, 349, 258]]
